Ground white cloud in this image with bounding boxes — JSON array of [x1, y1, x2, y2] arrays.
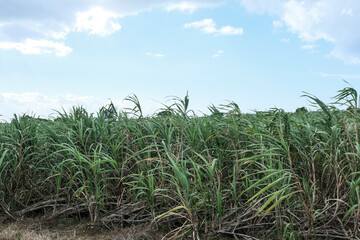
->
[[282, 1, 335, 42], [301, 44, 316, 50], [218, 25, 243, 35], [240, 0, 360, 64], [1, 92, 99, 106], [48, 28, 70, 40], [212, 50, 224, 58], [0, 92, 165, 121], [146, 52, 165, 57], [0, 92, 101, 120], [0, 39, 72, 56], [184, 19, 217, 33], [328, 48, 360, 65], [280, 38, 290, 42], [273, 20, 283, 28], [165, 1, 224, 13], [0, 0, 224, 56], [165, 3, 199, 13], [184, 18, 243, 36], [319, 72, 360, 79], [75, 7, 122, 36]]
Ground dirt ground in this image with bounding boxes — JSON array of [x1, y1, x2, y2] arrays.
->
[[0, 216, 163, 240]]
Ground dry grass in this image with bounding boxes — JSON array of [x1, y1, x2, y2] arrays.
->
[[0, 224, 61, 240], [0, 219, 158, 240]]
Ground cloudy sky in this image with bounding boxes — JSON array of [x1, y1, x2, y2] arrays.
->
[[1, 0, 360, 120]]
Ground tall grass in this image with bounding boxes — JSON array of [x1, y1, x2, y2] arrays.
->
[[0, 87, 360, 239]]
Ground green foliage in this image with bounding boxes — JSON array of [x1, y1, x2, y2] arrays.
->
[[1, 88, 360, 238]]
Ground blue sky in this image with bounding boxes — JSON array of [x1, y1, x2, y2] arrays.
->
[[1, 0, 360, 120]]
